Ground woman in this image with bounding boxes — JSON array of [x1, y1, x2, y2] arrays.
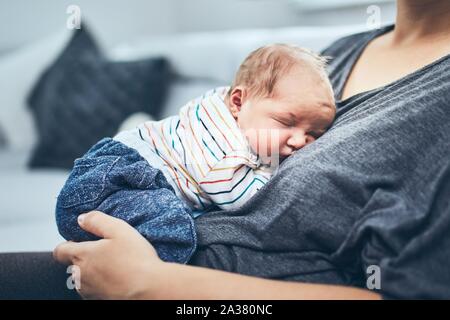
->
[[2, 0, 450, 299]]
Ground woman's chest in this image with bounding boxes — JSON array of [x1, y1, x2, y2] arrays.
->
[[340, 37, 450, 100]]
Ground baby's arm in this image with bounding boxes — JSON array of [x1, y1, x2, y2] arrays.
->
[[55, 137, 155, 241], [198, 150, 272, 210], [55, 137, 196, 264]]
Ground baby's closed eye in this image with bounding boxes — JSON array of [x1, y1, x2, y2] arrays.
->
[[273, 116, 295, 127]]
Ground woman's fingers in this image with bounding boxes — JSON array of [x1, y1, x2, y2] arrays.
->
[[78, 211, 128, 239], [53, 241, 80, 265], [53, 239, 106, 265]]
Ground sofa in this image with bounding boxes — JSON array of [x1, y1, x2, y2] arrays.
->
[[0, 23, 367, 253]]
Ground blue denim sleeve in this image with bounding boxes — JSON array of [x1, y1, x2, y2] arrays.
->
[[55, 138, 197, 264]]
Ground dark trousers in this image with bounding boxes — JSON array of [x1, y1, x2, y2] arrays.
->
[[0, 252, 80, 300]]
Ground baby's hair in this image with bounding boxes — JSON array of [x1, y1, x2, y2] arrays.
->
[[228, 43, 333, 100]]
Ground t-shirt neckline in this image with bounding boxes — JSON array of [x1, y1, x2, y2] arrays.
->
[[336, 24, 450, 106]]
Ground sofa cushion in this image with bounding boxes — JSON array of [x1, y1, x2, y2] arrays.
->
[[0, 30, 72, 152], [110, 24, 367, 84], [27, 26, 172, 169]]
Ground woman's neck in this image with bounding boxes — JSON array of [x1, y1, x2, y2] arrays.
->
[[393, 0, 450, 44]]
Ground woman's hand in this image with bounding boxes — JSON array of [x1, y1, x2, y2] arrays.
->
[[53, 211, 164, 299]]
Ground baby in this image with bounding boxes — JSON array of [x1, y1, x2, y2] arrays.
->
[[56, 44, 336, 263]]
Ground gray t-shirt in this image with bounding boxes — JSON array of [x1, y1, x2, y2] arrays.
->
[[190, 25, 450, 299]]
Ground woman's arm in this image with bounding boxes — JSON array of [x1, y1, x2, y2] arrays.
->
[[53, 211, 380, 300], [145, 262, 380, 300]]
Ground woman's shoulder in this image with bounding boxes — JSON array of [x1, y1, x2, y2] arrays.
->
[[321, 25, 394, 59]]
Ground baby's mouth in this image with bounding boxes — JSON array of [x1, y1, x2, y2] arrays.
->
[[280, 149, 293, 159], [277, 153, 289, 162]]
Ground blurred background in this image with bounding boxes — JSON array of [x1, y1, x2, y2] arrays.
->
[[0, 0, 395, 252], [0, 0, 395, 56]]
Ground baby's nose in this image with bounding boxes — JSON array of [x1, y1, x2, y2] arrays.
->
[[287, 134, 307, 150]]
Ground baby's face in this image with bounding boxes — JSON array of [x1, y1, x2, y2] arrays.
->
[[229, 66, 336, 164]]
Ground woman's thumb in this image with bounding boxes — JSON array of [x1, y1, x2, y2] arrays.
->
[[78, 211, 124, 239]]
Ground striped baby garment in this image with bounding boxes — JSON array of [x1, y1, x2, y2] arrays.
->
[[114, 87, 273, 211]]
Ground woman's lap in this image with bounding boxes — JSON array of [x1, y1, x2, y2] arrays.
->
[[0, 252, 80, 300]]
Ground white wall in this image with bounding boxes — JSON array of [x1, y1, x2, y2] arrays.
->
[[174, 0, 304, 33], [174, 0, 395, 32], [0, 0, 396, 55], [293, 1, 396, 26], [0, 0, 177, 53]]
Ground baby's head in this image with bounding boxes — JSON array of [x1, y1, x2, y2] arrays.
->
[[225, 44, 336, 164]]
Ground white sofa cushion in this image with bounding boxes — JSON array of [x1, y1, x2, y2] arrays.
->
[[0, 150, 67, 252], [0, 29, 72, 152], [110, 25, 367, 84]]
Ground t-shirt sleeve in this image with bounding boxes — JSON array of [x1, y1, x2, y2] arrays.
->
[[338, 161, 450, 299]]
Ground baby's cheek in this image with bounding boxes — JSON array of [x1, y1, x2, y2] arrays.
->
[[245, 133, 259, 154], [250, 134, 270, 156], [264, 132, 284, 156], [273, 131, 288, 151]]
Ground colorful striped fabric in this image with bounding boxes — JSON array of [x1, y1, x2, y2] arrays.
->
[[114, 87, 273, 211]]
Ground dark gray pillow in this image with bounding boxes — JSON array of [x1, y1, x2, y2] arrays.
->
[[27, 26, 171, 169]]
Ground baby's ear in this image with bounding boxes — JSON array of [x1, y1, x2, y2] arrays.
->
[[228, 87, 245, 119]]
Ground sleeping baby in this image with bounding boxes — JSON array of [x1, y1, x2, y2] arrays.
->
[[56, 44, 336, 263]]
